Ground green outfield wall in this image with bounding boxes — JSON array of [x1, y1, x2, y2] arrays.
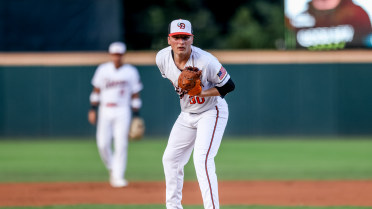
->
[[1, 63, 372, 137]]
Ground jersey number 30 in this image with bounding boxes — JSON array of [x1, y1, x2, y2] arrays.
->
[[190, 96, 205, 104]]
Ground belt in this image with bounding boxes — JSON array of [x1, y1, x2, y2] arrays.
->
[[106, 103, 117, 107]]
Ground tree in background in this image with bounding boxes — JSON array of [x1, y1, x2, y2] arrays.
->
[[224, 1, 284, 49], [123, 0, 284, 50]]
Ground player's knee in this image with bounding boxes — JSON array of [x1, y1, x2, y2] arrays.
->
[[193, 152, 206, 165], [162, 151, 172, 166], [97, 140, 110, 152], [193, 151, 215, 168]]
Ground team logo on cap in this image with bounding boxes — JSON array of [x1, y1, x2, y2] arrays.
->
[[177, 22, 185, 29]]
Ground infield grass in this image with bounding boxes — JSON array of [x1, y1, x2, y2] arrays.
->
[[1, 137, 372, 209], [0, 137, 371, 182]]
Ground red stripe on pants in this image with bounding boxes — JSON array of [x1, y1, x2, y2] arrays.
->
[[205, 106, 219, 209]]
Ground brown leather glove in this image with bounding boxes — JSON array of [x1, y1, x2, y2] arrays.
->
[[177, 66, 202, 96]]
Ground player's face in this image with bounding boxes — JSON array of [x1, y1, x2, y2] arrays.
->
[[168, 35, 193, 56], [312, 0, 341, 10], [110, 53, 123, 64]]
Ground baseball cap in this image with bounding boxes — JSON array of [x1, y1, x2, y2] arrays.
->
[[108, 42, 126, 54], [168, 19, 193, 36]]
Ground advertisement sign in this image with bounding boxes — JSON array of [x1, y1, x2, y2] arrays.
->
[[285, 0, 372, 50]]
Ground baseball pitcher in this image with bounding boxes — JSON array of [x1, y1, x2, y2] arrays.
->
[[156, 19, 235, 209]]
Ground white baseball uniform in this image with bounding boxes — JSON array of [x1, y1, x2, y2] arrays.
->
[[91, 61, 143, 184], [156, 45, 230, 209]]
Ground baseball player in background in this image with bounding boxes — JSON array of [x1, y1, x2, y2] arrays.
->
[[88, 42, 143, 188], [156, 19, 235, 209]]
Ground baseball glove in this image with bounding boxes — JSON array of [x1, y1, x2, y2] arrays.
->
[[129, 117, 145, 141], [178, 66, 202, 96]]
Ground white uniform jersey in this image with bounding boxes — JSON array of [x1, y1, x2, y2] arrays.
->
[[92, 62, 143, 107], [156, 46, 230, 114]]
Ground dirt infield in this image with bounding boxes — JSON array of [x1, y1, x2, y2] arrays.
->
[[1, 180, 372, 207]]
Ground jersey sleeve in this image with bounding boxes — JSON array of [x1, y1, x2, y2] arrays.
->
[[206, 57, 231, 87], [131, 67, 143, 94], [156, 51, 167, 78], [91, 65, 104, 89]]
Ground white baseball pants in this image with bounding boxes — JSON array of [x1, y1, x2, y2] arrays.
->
[[96, 106, 131, 181], [162, 100, 228, 209]]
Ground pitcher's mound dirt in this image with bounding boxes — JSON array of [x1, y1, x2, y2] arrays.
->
[[1, 180, 372, 207]]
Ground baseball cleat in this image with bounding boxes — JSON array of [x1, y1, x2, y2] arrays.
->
[[110, 178, 128, 188]]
